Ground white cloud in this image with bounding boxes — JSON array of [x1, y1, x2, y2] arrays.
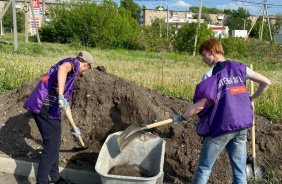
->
[[217, 2, 260, 15], [170, 0, 191, 9]]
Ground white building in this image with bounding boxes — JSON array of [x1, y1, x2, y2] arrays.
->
[[232, 30, 248, 38], [165, 12, 204, 34], [208, 24, 229, 38]]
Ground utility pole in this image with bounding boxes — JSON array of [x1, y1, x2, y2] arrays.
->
[[0, 19, 2, 35], [193, 0, 202, 56], [265, 1, 272, 43], [42, 0, 45, 27], [12, 0, 18, 50], [166, 3, 169, 38], [24, 0, 29, 43], [159, 0, 162, 37], [245, 0, 272, 43], [242, 18, 246, 30], [260, 3, 265, 40]]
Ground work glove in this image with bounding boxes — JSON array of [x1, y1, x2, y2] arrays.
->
[[58, 95, 69, 112], [71, 126, 81, 137], [171, 114, 185, 125]]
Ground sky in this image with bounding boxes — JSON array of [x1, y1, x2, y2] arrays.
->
[[110, 0, 282, 15]]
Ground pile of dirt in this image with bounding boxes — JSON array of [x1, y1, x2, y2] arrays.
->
[[0, 67, 281, 183]]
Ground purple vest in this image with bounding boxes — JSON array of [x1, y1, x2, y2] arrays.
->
[[23, 58, 80, 120], [193, 61, 253, 137]]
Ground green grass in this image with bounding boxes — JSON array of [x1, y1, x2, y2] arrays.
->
[[0, 33, 281, 123]]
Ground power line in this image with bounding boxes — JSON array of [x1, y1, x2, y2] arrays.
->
[[231, 0, 282, 6]]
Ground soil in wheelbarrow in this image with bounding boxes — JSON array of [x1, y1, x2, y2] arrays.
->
[[0, 66, 281, 183], [108, 164, 153, 177]]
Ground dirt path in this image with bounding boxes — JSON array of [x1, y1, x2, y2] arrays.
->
[[0, 67, 281, 183]]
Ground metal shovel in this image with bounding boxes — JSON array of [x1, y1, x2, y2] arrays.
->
[[59, 100, 90, 151], [117, 119, 173, 151], [246, 64, 265, 180]]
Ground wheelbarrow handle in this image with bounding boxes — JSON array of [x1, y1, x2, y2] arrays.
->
[[59, 100, 85, 147], [146, 119, 173, 129]]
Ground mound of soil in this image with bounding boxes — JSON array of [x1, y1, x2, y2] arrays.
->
[[0, 67, 281, 183]]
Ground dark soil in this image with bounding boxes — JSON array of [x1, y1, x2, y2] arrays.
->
[[108, 164, 153, 177], [0, 67, 281, 183]]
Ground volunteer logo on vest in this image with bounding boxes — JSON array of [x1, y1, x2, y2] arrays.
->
[[229, 86, 247, 94], [41, 75, 49, 83]]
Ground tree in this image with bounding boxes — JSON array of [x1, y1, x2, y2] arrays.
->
[[226, 7, 251, 33], [39, 0, 141, 49], [155, 6, 164, 10], [120, 0, 141, 20], [189, 6, 223, 13], [274, 14, 282, 34], [139, 18, 175, 52], [249, 19, 274, 41], [223, 9, 232, 15], [2, 5, 25, 33], [174, 22, 214, 54]]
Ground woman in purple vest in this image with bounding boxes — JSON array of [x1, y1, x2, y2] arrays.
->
[[171, 39, 271, 184], [23, 51, 94, 184]]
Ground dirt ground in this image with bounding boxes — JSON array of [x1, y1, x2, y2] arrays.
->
[[0, 67, 281, 183]]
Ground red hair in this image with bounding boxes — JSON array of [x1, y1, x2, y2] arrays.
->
[[199, 39, 224, 55]]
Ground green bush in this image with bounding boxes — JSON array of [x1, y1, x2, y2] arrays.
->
[[174, 22, 214, 54], [220, 37, 248, 58], [2, 5, 25, 33], [138, 19, 174, 52], [38, 0, 141, 49]]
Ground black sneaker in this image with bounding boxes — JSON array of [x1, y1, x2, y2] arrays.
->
[[50, 176, 71, 184]]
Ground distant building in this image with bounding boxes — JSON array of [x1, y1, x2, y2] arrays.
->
[[138, 9, 169, 26], [207, 13, 228, 26], [138, 9, 277, 29], [208, 24, 229, 38], [138, 9, 204, 34], [165, 12, 204, 34], [232, 30, 248, 38], [274, 27, 282, 45]]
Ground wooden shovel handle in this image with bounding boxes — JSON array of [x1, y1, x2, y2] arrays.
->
[[146, 119, 173, 129], [59, 100, 85, 147], [250, 64, 256, 158]]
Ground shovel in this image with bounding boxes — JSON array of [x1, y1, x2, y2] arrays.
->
[[117, 119, 173, 151], [246, 64, 265, 180], [59, 100, 90, 151]]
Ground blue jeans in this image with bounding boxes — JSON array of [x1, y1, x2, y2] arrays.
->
[[193, 129, 247, 184]]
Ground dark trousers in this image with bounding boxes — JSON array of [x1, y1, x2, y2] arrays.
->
[[33, 113, 61, 184]]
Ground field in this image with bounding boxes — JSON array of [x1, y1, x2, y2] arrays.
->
[[0, 33, 281, 123]]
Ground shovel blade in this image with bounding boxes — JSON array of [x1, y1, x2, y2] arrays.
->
[[117, 123, 143, 151], [246, 162, 266, 180]]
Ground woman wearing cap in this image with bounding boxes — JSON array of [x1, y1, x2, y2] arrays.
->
[[23, 51, 94, 184]]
